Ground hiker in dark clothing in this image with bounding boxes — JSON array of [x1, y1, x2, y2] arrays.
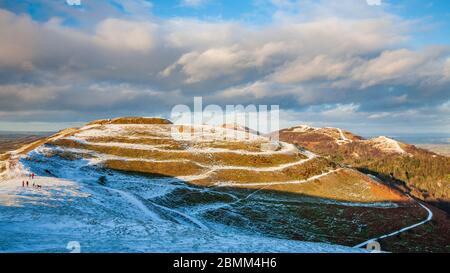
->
[[26, 181, 29, 187], [22, 181, 24, 187]]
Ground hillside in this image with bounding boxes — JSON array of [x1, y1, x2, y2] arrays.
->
[[36, 118, 407, 203], [1, 117, 448, 252], [276, 126, 450, 212]]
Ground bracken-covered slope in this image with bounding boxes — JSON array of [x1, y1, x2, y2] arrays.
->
[[276, 125, 450, 210]]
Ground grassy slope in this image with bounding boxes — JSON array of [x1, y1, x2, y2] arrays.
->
[[278, 129, 450, 203]]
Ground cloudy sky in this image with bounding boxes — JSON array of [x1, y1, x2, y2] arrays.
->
[[0, 0, 449, 136]]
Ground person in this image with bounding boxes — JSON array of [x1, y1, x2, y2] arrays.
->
[[33, 182, 35, 188], [31, 173, 35, 180], [26, 181, 29, 187], [22, 181, 24, 187]]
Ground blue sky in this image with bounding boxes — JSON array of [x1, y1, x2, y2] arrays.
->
[[0, 0, 449, 137], [4, 0, 449, 40]]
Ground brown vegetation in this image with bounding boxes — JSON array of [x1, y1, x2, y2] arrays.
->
[[230, 169, 407, 203], [87, 117, 172, 126], [104, 159, 206, 177], [192, 157, 336, 185], [50, 138, 306, 167], [278, 128, 450, 209]]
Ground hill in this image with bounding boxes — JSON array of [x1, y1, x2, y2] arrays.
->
[[276, 126, 450, 212], [1, 117, 449, 252], [38, 118, 407, 203]]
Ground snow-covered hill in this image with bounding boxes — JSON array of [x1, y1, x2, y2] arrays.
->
[[0, 151, 365, 253], [0, 117, 432, 253]]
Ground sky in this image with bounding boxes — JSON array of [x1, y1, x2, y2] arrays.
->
[[0, 0, 449, 137]]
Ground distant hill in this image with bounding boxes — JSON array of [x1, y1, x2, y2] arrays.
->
[[416, 144, 450, 157], [0, 133, 51, 154], [275, 126, 450, 212]]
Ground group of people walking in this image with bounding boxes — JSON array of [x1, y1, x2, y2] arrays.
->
[[21, 173, 42, 189]]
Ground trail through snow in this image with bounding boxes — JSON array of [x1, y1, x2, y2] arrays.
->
[[106, 187, 165, 223], [336, 128, 352, 145], [354, 200, 433, 248]]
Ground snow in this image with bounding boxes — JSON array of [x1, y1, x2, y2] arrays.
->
[[2, 123, 395, 253], [354, 200, 433, 248], [107, 188, 165, 223], [291, 125, 318, 133], [67, 123, 300, 156], [368, 136, 408, 155], [335, 128, 352, 145], [0, 176, 87, 207], [36, 141, 314, 178], [73, 124, 267, 143], [215, 168, 342, 187], [81, 139, 298, 155], [0, 149, 364, 253], [321, 127, 353, 145]]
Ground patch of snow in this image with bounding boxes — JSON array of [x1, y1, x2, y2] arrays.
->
[[67, 136, 299, 156], [368, 136, 408, 155], [107, 188, 165, 223], [290, 125, 318, 133], [336, 128, 352, 145], [260, 141, 281, 152]]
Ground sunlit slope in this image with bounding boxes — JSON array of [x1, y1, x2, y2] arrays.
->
[[277, 126, 450, 204], [32, 117, 407, 203]]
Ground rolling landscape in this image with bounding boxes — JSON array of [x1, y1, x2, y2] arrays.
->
[[0, 0, 449, 256], [1, 117, 448, 253]]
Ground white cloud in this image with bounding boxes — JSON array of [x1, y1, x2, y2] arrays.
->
[[95, 18, 157, 52], [66, 0, 81, 6], [322, 103, 360, 118], [366, 0, 382, 6], [0, 2, 449, 133], [181, 0, 207, 7], [271, 55, 354, 84]]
